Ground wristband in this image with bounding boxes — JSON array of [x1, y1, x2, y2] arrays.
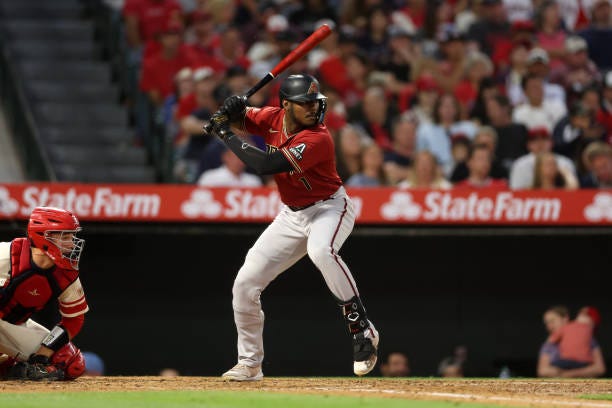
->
[[41, 325, 69, 351]]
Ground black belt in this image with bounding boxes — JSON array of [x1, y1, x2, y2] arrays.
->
[[288, 196, 334, 212]]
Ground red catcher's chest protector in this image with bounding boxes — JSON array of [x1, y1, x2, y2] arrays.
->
[[0, 238, 77, 324]]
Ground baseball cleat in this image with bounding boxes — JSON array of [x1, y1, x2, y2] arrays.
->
[[222, 363, 263, 381], [353, 326, 379, 376]]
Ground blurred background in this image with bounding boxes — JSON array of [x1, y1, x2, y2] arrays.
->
[[0, 0, 611, 378]]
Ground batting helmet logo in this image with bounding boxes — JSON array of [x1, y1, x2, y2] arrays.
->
[[307, 81, 319, 94]]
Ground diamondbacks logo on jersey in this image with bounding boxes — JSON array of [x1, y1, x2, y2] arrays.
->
[[307, 82, 319, 94], [289, 143, 306, 161]]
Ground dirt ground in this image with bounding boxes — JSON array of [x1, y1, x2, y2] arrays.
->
[[2, 377, 612, 407]]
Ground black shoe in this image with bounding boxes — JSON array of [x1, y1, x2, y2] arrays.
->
[[6, 362, 64, 381]]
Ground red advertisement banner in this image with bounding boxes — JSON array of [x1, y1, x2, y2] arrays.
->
[[0, 183, 611, 225]]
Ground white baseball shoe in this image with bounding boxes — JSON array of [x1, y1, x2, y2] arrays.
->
[[353, 325, 379, 376], [222, 363, 263, 381]]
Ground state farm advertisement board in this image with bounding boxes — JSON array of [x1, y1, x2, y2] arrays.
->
[[0, 183, 611, 225]]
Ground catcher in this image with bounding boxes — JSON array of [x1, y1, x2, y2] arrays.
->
[[0, 207, 88, 381]]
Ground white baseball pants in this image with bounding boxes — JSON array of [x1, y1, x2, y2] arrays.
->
[[0, 319, 49, 362], [231, 186, 362, 367]]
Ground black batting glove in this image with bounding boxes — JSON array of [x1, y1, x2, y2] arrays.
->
[[222, 95, 247, 122], [209, 110, 231, 141]]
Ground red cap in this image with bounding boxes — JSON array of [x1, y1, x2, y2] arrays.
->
[[451, 132, 470, 143], [528, 127, 550, 139], [584, 306, 601, 328], [416, 75, 438, 92]]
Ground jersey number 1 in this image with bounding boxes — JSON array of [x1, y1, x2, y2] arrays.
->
[[299, 177, 312, 191]]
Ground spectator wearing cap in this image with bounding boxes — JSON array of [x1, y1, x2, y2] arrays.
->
[[197, 145, 263, 187], [467, 0, 512, 57], [511, 47, 566, 105], [185, 9, 226, 73], [485, 94, 529, 171], [246, 14, 290, 77], [172, 66, 218, 182], [139, 19, 196, 105], [377, 25, 420, 85], [425, 25, 469, 94], [552, 36, 601, 97], [534, 1, 567, 73], [532, 151, 579, 189], [580, 141, 612, 187], [538, 305, 606, 378], [454, 144, 509, 189], [512, 73, 567, 133], [451, 126, 509, 182], [416, 93, 478, 177], [123, 0, 183, 49], [579, 0, 612, 71], [553, 101, 605, 168], [409, 74, 440, 124], [509, 125, 577, 189]]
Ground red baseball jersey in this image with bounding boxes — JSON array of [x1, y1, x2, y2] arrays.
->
[[244, 106, 342, 207]]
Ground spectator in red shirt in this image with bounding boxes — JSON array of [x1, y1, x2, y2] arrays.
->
[[139, 20, 195, 105], [548, 307, 601, 369], [454, 144, 508, 189], [123, 0, 182, 48]]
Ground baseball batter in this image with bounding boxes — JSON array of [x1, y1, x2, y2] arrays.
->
[[0, 207, 88, 381], [208, 74, 379, 381]]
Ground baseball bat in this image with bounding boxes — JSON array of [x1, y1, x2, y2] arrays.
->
[[205, 24, 332, 134], [244, 23, 332, 98]]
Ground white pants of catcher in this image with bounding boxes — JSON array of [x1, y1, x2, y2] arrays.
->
[[231, 186, 363, 367], [0, 319, 49, 362]]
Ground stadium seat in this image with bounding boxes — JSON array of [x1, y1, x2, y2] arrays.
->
[[17, 61, 111, 83], [26, 81, 119, 104], [47, 144, 148, 166], [35, 103, 128, 127]]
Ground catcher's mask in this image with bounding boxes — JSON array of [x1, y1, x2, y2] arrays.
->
[[27, 207, 85, 270], [279, 74, 327, 124]]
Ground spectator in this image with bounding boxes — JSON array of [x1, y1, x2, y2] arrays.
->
[[548, 306, 601, 369], [578, 0, 612, 71], [82, 352, 105, 376], [504, 41, 531, 106], [580, 141, 612, 187], [552, 36, 601, 99], [512, 74, 567, 133], [452, 126, 509, 182], [159, 368, 180, 376], [596, 71, 612, 143], [532, 151, 579, 189], [163, 67, 194, 138], [454, 144, 509, 189], [378, 25, 420, 85], [553, 102, 605, 168], [538, 305, 606, 378], [380, 352, 410, 377], [510, 127, 577, 189], [398, 150, 452, 189], [454, 53, 495, 119], [469, 77, 501, 125], [557, 0, 593, 31], [139, 20, 195, 106], [348, 86, 396, 151], [185, 10, 225, 74], [416, 93, 477, 177], [335, 125, 366, 183], [409, 74, 440, 124], [428, 25, 469, 94], [346, 143, 388, 187], [356, 6, 391, 64], [384, 112, 418, 184], [534, 1, 567, 73], [467, 0, 511, 57], [503, 0, 534, 23], [485, 95, 529, 171], [197, 147, 262, 187]]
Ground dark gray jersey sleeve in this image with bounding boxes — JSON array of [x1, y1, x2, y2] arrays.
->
[[224, 132, 293, 175]]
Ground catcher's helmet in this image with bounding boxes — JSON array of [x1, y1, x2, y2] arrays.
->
[[27, 207, 84, 270], [279, 74, 327, 123]]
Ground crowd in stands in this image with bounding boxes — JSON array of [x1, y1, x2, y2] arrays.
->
[[104, 0, 612, 188]]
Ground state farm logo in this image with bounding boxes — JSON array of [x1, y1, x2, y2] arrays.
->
[[0, 187, 18, 216], [380, 191, 561, 222], [181, 188, 283, 219], [584, 192, 612, 222], [381, 192, 421, 220]]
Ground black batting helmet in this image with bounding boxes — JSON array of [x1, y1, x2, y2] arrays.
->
[[279, 74, 327, 123]]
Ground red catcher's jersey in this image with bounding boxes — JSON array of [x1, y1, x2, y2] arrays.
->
[[244, 106, 342, 207], [0, 238, 89, 325]]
